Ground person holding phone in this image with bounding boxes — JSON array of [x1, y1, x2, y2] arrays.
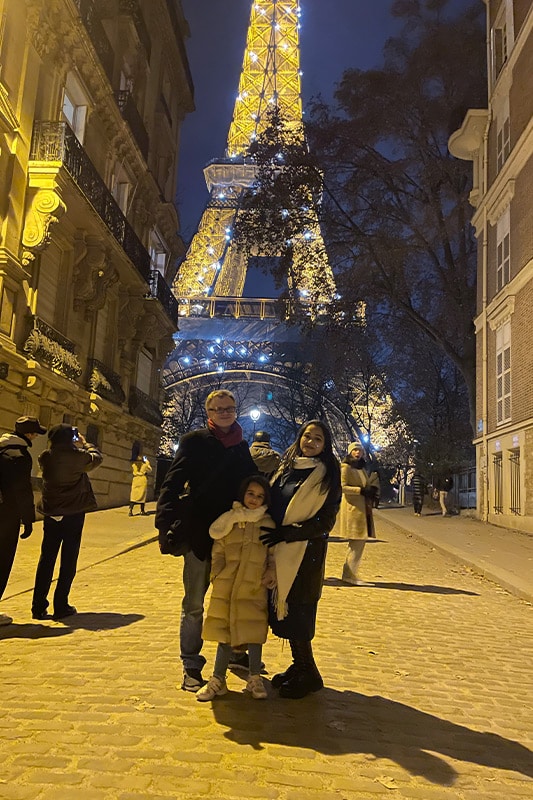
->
[[129, 454, 152, 516], [31, 425, 103, 620]]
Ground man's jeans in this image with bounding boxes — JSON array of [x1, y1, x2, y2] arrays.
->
[[180, 549, 211, 671]]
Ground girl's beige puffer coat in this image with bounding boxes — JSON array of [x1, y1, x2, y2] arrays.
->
[[202, 506, 275, 648]]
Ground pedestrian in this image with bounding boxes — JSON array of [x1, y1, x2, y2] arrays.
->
[[410, 470, 426, 517], [338, 440, 380, 587], [259, 419, 341, 699], [0, 417, 47, 626], [196, 475, 276, 702], [250, 431, 281, 478], [31, 425, 103, 620], [436, 473, 454, 516], [155, 389, 256, 692], [129, 455, 152, 516]]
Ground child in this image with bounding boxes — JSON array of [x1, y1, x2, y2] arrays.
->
[[196, 475, 276, 701]]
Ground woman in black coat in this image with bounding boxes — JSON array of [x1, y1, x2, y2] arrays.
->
[[260, 419, 341, 699]]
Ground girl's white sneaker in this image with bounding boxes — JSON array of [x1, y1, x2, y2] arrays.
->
[[196, 675, 227, 702], [246, 674, 267, 699]]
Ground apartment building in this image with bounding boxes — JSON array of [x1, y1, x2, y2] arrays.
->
[[0, 0, 193, 505], [449, 0, 533, 531]]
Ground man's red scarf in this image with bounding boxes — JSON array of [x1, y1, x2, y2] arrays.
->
[[207, 419, 244, 448]]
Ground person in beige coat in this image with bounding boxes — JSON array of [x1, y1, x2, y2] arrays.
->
[[129, 456, 152, 516], [197, 475, 276, 702], [338, 440, 380, 586]]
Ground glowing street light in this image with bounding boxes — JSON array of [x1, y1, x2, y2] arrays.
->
[[250, 407, 261, 435]]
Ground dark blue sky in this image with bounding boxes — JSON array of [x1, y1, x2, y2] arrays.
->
[[177, 0, 401, 241]]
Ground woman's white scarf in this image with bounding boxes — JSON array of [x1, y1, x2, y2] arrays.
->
[[271, 458, 328, 620], [209, 501, 269, 540]]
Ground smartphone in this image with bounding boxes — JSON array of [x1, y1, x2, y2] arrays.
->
[[72, 427, 79, 442]]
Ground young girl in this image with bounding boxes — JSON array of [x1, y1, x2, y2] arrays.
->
[[196, 475, 276, 701]]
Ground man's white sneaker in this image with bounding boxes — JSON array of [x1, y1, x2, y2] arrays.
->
[[0, 613, 13, 626], [196, 675, 227, 702], [246, 674, 267, 699]]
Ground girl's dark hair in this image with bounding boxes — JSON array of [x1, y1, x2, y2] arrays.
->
[[279, 419, 340, 493], [238, 474, 271, 507]]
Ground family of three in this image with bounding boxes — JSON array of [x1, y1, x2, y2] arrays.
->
[[156, 389, 341, 701]]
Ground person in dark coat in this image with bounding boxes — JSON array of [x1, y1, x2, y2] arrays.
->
[[410, 471, 427, 516], [0, 417, 47, 625], [435, 473, 454, 516], [155, 389, 256, 693], [31, 425, 102, 620], [259, 419, 341, 699], [250, 431, 281, 478]]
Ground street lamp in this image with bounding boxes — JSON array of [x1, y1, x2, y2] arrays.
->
[[250, 407, 261, 436]]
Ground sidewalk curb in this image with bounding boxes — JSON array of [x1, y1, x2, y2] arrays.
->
[[376, 512, 533, 605]]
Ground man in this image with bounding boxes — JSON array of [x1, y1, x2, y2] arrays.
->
[[250, 430, 281, 478], [436, 473, 454, 516], [156, 389, 255, 691], [0, 416, 47, 625]]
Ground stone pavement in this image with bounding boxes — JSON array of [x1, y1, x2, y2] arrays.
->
[[1, 505, 533, 799]]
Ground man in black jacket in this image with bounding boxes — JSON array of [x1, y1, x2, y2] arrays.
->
[[0, 416, 47, 626], [31, 424, 103, 620], [156, 389, 255, 691]]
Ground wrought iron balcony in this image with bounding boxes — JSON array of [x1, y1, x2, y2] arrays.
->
[[148, 270, 179, 327], [114, 90, 149, 160], [129, 386, 163, 427], [30, 122, 151, 285], [87, 358, 126, 406], [74, 0, 114, 83], [23, 316, 82, 382]]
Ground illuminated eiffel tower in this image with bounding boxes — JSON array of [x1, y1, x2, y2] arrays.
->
[[163, 0, 346, 451]]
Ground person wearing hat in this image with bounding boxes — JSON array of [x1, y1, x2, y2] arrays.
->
[[31, 424, 102, 620], [338, 439, 381, 586], [0, 417, 47, 625], [250, 431, 281, 478]]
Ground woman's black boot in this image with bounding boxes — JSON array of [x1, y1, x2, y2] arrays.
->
[[128, 504, 134, 517], [271, 663, 298, 689], [278, 640, 323, 699]]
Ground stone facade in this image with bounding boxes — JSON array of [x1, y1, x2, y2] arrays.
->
[[0, 0, 193, 506], [449, 0, 533, 531]]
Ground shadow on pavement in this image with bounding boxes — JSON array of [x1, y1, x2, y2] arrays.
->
[[323, 577, 479, 596], [211, 688, 533, 785], [0, 623, 72, 640], [53, 612, 144, 631]]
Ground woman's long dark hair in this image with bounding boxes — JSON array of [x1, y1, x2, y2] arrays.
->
[[278, 419, 340, 493]]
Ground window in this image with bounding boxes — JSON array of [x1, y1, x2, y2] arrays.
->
[[509, 449, 520, 515], [149, 229, 169, 275], [110, 163, 131, 214], [496, 112, 510, 172], [491, 1, 514, 86], [493, 452, 503, 513], [0, 284, 15, 336], [136, 348, 153, 395], [61, 72, 90, 143], [496, 209, 510, 292], [496, 321, 511, 425]]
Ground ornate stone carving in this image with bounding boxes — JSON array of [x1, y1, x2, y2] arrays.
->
[[22, 188, 66, 267], [73, 234, 119, 319]]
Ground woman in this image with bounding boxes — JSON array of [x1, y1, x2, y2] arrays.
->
[[129, 455, 152, 516], [31, 425, 103, 620], [338, 440, 380, 586], [259, 420, 341, 699]]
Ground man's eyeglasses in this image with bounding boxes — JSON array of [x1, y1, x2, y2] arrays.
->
[[208, 406, 236, 414]]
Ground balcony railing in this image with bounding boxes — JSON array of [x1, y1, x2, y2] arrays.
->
[[129, 386, 162, 427], [23, 316, 82, 382], [87, 358, 126, 406], [114, 90, 149, 160], [148, 270, 179, 327], [30, 122, 151, 285], [75, 0, 114, 83]]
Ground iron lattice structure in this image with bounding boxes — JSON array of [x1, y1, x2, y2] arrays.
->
[[163, 1, 350, 452], [173, 0, 334, 306]]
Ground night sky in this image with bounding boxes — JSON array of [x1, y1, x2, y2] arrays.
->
[[177, 0, 401, 241]]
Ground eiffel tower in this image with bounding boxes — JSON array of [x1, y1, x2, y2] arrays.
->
[[162, 0, 348, 452]]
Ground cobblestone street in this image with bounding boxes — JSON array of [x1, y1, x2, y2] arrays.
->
[[1, 512, 532, 799]]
